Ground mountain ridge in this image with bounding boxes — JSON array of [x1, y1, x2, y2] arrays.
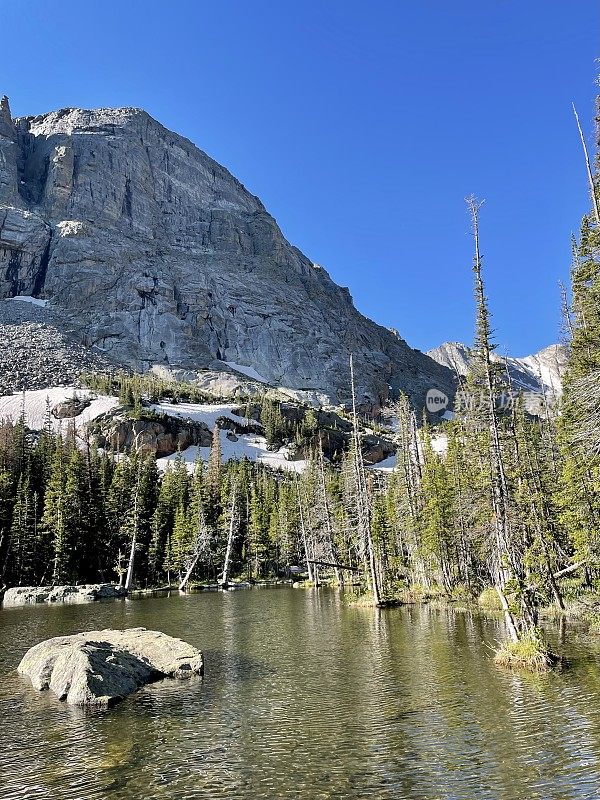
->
[[427, 340, 568, 398], [0, 97, 454, 410]]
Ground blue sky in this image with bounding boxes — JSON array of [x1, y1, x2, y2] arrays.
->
[[2, 0, 598, 355]]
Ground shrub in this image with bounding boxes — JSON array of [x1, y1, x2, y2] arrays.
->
[[478, 587, 504, 611], [494, 630, 554, 672]]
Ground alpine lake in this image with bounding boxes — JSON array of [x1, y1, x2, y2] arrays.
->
[[2, 586, 600, 800]]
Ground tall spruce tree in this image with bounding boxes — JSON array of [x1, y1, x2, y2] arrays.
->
[[557, 100, 600, 572]]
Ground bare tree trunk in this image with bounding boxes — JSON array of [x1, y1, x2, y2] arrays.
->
[[124, 527, 137, 591], [317, 438, 341, 585], [179, 552, 200, 592], [220, 489, 238, 587], [394, 397, 427, 587], [495, 586, 520, 643], [468, 197, 525, 637], [179, 500, 209, 591], [553, 560, 586, 579], [295, 476, 314, 582], [124, 445, 143, 592], [301, 479, 321, 586], [573, 103, 600, 225], [350, 354, 383, 606]]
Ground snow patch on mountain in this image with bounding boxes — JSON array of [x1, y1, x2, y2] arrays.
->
[[224, 362, 270, 384], [151, 399, 307, 472], [151, 401, 247, 430], [3, 389, 307, 473], [11, 296, 49, 308], [0, 387, 118, 432], [157, 435, 307, 475]]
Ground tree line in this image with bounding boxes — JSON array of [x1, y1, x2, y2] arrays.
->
[[0, 101, 598, 669]]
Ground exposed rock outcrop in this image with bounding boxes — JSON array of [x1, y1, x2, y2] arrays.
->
[[52, 394, 91, 418], [18, 628, 204, 706], [88, 407, 212, 456], [0, 99, 454, 409], [287, 428, 396, 464], [0, 298, 114, 393], [2, 583, 126, 606]]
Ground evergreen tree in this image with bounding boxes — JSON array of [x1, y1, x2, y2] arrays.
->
[[6, 474, 38, 585], [42, 438, 69, 584], [557, 180, 600, 568], [0, 468, 15, 585], [548, 101, 599, 586], [418, 435, 456, 593], [205, 425, 222, 518]]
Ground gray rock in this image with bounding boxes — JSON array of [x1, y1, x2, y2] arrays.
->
[[216, 414, 261, 435], [2, 583, 126, 606], [150, 365, 266, 400], [0, 298, 115, 394], [52, 394, 91, 418], [88, 407, 212, 456], [2, 586, 52, 606], [361, 434, 397, 465], [0, 207, 51, 297], [18, 628, 204, 706], [0, 100, 455, 411]]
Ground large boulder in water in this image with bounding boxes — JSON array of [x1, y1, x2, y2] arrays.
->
[[18, 628, 204, 707]]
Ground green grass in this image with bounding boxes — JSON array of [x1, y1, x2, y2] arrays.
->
[[587, 613, 600, 634], [449, 583, 476, 603], [494, 631, 554, 672], [478, 586, 504, 611], [345, 589, 376, 606]]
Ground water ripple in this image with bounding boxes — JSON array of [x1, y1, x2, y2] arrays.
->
[[1, 590, 600, 799]]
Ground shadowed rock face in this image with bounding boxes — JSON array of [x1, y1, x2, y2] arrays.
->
[[0, 96, 454, 409], [18, 628, 204, 706], [88, 407, 212, 456]]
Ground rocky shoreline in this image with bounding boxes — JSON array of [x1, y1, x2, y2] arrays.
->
[[1, 583, 126, 607]]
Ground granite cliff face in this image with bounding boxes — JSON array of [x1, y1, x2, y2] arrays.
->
[[0, 96, 453, 407]]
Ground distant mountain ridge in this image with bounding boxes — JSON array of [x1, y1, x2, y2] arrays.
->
[[427, 341, 568, 398]]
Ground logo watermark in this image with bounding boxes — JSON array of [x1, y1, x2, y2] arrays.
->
[[426, 388, 449, 413], [425, 388, 546, 414], [455, 390, 520, 412]]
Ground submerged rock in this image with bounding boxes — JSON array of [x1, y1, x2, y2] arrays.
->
[[2, 584, 126, 607], [18, 628, 204, 706]]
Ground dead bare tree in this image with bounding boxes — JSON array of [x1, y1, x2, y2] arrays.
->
[[350, 354, 383, 606], [179, 501, 211, 591], [219, 486, 238, 587], [572, 103, 600, 226], [568, 370, 600, 460], [124, 432, 144, 592], [295, 474, 314, 583], [467, 196, 520, 641]]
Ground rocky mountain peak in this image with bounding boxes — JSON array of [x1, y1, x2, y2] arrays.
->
[[0, 100, 455, 409], [427, 340, 568, 398], [0, 95, 12, 131]]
